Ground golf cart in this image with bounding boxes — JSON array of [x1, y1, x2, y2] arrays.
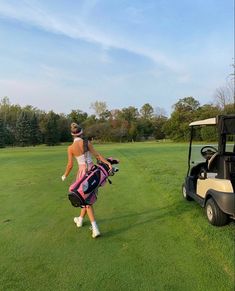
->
[[182, 115, 235, 226]]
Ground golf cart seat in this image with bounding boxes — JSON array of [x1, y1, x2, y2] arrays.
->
[[208, 153, 235, 188], [223, 155, 235, 191], [207, 153, 219, 173], [190, 162, 208, 177]]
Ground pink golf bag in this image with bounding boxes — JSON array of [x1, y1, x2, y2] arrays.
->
[[68, 158, 119, 208]]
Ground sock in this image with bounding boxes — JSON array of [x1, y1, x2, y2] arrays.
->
[[91, 221, 98, 229]]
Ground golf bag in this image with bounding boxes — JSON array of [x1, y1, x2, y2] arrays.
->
[[68, 158, 119, 208]]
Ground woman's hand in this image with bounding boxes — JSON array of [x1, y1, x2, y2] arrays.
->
[[61, 175, 66, 181]]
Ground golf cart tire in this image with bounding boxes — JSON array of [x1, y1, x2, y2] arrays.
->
[[182, 183, 192, 201], [205, 198, 228, 226]]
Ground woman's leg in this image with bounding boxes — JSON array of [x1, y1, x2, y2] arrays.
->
[[80, 207, 87, 218], [86, 205, 95, 222], [74, 207, 86, 227], [74, 165, 87, 227], [86, 206, 100, 238]]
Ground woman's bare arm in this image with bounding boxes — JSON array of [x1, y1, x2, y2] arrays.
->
[[88, 142, 112, 169], [63, 146, 74, 177]]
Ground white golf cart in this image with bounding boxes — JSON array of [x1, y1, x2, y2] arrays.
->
[[182, 115, 235, 226]]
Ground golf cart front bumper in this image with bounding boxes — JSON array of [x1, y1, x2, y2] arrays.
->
[[206, 189, 235, 217]]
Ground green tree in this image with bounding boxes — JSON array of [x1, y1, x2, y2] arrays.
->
[[0, 97, 20, 145], [152, 115, 167, 140], [85, 122, 112, 142], [196, 104, 221, 120], [165, 97, 200, 141], [140, 103, 154, 120], [0, 116, 5, 148], [119, 106, 139, 123], [68, 109, 88, 126], [99, 110, 111, 121], [137, 119, 154, 140], [200, 127, 218, 142], [58, 114, 71, 142], [90, 101, 107, 119], [16, 111, 31, 146], [44, 111, 60, 146], [223, 103, 235, 114], [30, 113, 41, 146], [119, 107, 139, 141], [174, 96, 200, 112]]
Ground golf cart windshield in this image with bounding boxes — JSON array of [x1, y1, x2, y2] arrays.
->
[[187, 115, 235, 176], [188, 122, 218, 173], [190, 143, 218, 165]]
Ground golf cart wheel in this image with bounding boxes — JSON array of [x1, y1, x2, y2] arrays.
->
[[205, 198, 228, 226], [182, 183, 192, 201]]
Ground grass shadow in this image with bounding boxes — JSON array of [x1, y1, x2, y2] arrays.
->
[[99, 201, 192, 238]]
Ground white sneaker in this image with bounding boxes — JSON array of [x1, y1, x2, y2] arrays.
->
[[91, 227, 101, 238], [74, 217, 83, 228]]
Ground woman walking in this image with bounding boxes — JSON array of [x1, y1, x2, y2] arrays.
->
[[61, 123, 112, 238]]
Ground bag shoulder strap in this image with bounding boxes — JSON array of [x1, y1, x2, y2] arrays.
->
[[83, 138, 89, 171]]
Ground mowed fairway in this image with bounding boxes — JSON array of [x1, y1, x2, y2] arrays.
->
[[0, 142, 234, 291]]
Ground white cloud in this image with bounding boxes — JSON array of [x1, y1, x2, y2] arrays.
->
[[0, 0, 186, 74]]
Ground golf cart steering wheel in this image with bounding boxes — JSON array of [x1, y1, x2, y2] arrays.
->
[[200, 146, 218, 160]]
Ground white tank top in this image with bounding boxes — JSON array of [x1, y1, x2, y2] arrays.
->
[[75, 152, 93, 165], [73, 137, 93, 165]]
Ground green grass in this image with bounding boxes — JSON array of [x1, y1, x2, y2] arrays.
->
[[0, 142, 234, 291]]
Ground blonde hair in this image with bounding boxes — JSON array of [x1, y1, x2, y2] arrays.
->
[[71, 123, 83, 136]]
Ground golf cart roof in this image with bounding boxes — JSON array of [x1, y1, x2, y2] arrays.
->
[[189, 115, 235, 135], [189, 117, 216, 127]]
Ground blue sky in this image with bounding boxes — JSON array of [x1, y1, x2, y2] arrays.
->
[[0, 0, 234, 116]]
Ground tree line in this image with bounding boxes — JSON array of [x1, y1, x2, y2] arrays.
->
[[0, 94, 234, 148]]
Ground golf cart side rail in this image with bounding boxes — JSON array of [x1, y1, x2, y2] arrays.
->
[[205, 189, 235, 216]]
